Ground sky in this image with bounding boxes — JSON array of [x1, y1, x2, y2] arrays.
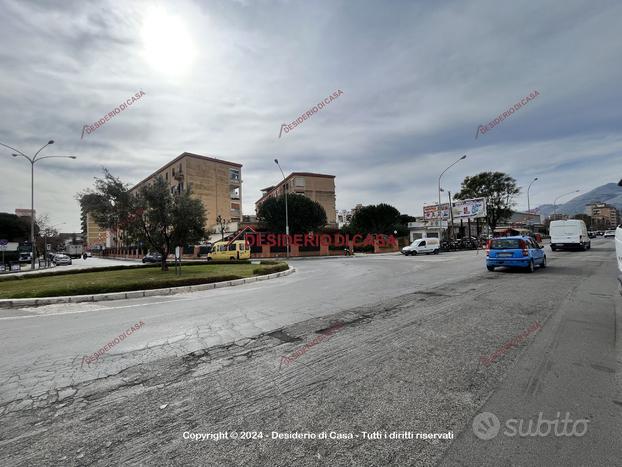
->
[[1, 0, 621, 232]]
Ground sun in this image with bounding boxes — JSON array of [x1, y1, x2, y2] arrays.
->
[[141, 7, 196, 74]]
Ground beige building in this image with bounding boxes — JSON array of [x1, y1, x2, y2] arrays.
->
[[255, 172, 336, 227], [129, 152, 243, 232], [586, 202, 619, 228], [85, 212, 110, 248]]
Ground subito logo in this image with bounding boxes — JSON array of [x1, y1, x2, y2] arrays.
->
[[472, 412, 500, 440]]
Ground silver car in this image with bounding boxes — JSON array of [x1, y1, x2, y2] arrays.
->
[[53, 254, 72, 266]]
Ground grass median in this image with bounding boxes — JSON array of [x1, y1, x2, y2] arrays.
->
[[0, 262, 289, 299]]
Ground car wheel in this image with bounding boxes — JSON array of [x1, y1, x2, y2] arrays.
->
[[411, 251, 418, 256], [230, 257, 235, 261], [487, 266, 495, 271], [527, 260, 535, 273], [207, 257, 212, 261], [540, 256, 547, 268], [433, 249, 439, 255]]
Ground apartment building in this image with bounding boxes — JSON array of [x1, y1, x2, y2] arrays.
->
[[586, 202, 619, 228], [255, 172, 337, 227], [130, 152, 243, 231]]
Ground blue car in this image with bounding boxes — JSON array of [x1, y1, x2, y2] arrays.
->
[[486, 236, 546, 273]]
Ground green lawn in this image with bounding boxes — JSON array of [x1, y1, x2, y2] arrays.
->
[[0, 262, 288, 299]]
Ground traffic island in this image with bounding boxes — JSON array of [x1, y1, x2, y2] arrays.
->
[[0, 261, 292, 308]]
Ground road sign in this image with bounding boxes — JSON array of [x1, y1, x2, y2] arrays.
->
[[175, 246, 181, 260]]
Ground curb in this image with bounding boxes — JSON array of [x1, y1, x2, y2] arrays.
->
[[0, 267, 295, 309]]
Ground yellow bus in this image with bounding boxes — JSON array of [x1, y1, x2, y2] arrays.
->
[[207, 240, 251, 261]]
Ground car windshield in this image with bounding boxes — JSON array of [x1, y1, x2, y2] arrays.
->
[[490, 239, 521, 249]]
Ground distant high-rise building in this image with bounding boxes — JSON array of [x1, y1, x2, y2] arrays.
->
[[586, 202, 619, 228]]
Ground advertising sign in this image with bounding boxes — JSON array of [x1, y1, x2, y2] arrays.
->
[[423, 204, 450, 220], [452, 197, 487, 219]]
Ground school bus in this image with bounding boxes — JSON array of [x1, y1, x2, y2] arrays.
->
[[207, 239, 251, 261]]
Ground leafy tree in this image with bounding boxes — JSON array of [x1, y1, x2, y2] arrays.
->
[[347, 203, 406, 236], [77, 169, 133, 245], [454, 172, 520, 232], [126, 177, 206, 270], [0, 212, 30, 241], [78, 171, 206, 271], [257, 193, 327, 233]]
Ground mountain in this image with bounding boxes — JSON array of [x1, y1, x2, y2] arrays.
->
[[536, 183, 622, 217]]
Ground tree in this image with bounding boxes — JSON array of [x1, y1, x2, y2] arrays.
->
[[572, 213, 592, 228], [126, 177, 206, 270], [77, 169, 133, 246], [79, 171, 206, 271], [347, 203, 406, 236], [454, 172, 520, 232], [0, 212, 30, 241], [215, 215, 229, 241], [257, 194, 327, 233]]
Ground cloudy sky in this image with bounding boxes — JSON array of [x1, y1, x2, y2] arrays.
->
[[1, 0, 621, 231]]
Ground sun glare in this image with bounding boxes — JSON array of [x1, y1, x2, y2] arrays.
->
[[141, 7, 196, 74]]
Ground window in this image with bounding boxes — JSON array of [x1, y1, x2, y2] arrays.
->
[[228, 244, 236, 251], [419, 241, 426, 246], [230, 168, 240, 181], [295, 177, 305, 187], [491, 239, 521, 249]]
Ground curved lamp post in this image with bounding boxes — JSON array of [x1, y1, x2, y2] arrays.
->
[[553, 190, 580, 217], [1, 140, 76, 270], [527, 177, 538, 232], [438, 155, 466, 240]]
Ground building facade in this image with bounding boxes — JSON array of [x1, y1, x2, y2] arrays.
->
[[255, 172, 337, 227], [586, 203, 619, 228], [130, 152, 243, 231]]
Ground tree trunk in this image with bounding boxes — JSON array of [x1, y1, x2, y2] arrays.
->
[[161, 250, 168, 271]]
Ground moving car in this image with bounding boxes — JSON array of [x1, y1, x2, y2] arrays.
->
[[52, 254, 72, 266], [401, 238, 440, 256], [207, 240, 250, 261], [142, 252, 163, 263], [485, 236, 546, 273], [549, 219, 590, 251], [604, 230, 616, 238]]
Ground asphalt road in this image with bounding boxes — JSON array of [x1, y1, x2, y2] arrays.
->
[[0, 239, 620, 466]]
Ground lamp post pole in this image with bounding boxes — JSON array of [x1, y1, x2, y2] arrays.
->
[[274, 159, 290, 259], [553, 190, 580, 218], [527, 177, 538, 233], [1, 140, 77, 270], [438, 155, 466, 241]]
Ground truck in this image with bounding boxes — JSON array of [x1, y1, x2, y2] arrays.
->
[[549, 219, 590, 251], [66, 244, 84, 258]]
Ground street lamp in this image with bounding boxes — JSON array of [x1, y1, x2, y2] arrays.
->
[[274, 158, 290, 258], [553, 190, 580, 217], [527, 177, 538, 232], [1, 140, 76, 270], [438, 155, 466, 240]]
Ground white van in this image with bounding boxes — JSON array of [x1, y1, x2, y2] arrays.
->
[[549, 219, 590, 251], [402, 238, 440, 255]]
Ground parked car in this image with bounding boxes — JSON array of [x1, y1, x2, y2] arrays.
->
[[588, 231, 596, 239], [604, 230, 616, 238], [401, 238, 440, 256], [53, 254, 72, 266], [142, 252, 163, 263], [549, 219, 590, 251], [485, 236, 546, 272]]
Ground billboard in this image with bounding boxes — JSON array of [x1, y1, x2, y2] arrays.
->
[[423, 198, 486, 222], [452, 197, 487, 219], [423, 203, 450, 220]]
